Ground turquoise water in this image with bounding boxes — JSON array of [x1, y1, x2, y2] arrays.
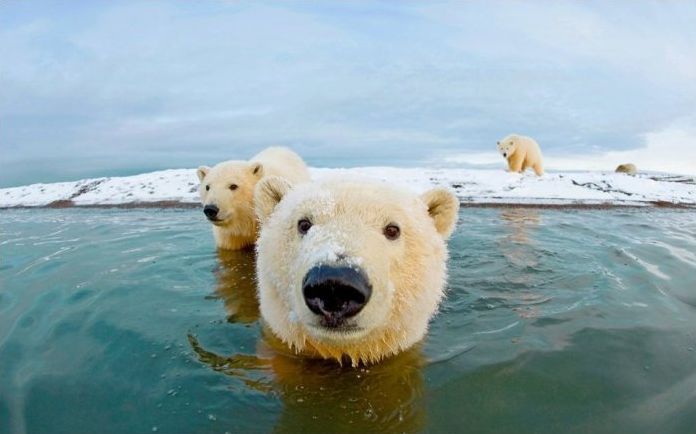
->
[[1, 208, 695, 434]]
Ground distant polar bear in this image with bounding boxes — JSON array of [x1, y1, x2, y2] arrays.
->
[[615, 163, 637, 175], [197, 147, 310, 250], [253, 176, 459, 366], [497, 134, 544, 176]]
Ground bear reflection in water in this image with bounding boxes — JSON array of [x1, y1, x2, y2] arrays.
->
[[500, 208, 541, 257], [498, 208, 549, 320], [191, 249, 426, 433], [209, 248, 259, 324]]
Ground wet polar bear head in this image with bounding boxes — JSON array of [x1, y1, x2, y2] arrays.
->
[[197, 161, 263, 233], [254, 177, 459, 366]]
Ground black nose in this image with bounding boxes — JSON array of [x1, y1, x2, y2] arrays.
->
[[203, 204, 219, 220], [302, 265, 372, 328], [503, 152, 507, 158]]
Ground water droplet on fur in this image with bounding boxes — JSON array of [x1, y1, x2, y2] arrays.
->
[[363, 408, 377, 421]]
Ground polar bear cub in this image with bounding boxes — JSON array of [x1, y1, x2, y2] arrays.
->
[[197, 147, 310, 250], [497, 134, 545, 176], [254, 177, 459, 366]]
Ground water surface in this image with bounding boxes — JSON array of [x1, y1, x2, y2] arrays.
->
[[1, 208, 695, 433]]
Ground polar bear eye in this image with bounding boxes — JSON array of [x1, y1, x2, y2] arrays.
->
[[205, 185, 210, 191], [297, 218, 313, 235], [229, 184, 238, 191], [383, 224, 400, 240]]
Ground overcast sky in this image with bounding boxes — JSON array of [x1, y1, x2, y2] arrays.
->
[[1, 1, 695, 186]]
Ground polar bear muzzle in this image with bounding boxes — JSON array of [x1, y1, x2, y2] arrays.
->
[[302, 264, 372, 328], [203, 204, 220, 221]]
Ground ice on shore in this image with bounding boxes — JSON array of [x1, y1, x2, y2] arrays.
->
[[1, 167, 694, 208]]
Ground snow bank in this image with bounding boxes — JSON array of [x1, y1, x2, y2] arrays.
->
[[1, 167, 694, 208]]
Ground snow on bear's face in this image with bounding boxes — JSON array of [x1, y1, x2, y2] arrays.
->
[[254, 177, 459, 366], [197, 161, 263, 232], [497, 134, 519, 159]]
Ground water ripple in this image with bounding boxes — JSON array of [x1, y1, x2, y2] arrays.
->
[[1, 208, 695, 433]]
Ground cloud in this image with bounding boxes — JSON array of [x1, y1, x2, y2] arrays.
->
[[1, 1, 696, 185], [553, 119, 696, 175]]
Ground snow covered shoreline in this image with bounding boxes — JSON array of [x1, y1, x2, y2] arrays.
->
[[1, 167, 695, 209]]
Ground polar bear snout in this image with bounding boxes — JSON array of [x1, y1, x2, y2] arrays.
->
[[302, 264, 372, 328], [203, 204, 220, 221]]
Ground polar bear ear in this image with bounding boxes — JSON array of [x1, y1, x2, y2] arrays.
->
[[197, 166, 210, 181], [255, 176, 293, 224], [250, 162, 264, 177], [420, 188, 460, 239]]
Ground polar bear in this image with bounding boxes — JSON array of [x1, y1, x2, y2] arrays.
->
[[497, 134, 544, 176], [253, 177, 459, 366], [190, 247, 427, 431], [615, 163, 637, 175], [197, 147, 310, 250]]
